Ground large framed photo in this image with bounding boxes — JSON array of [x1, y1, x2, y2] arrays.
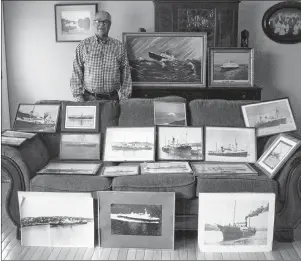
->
[[154, 101, 187, 126], [54, 4, 98, 42], [198, 193, 275, 252], [97, 191, 175, 249], [256, 134, 301, 178], [158, 127, 203, 161], [205, 127, 256, 163], [101, 165, 140, 177], [103, 127, 156, 162], [241, 98, 297, 137], [123, 32, 207, 88], [208, 48, 254, 87], [140, 161, 192, 174], [13, 104, 60, 133]]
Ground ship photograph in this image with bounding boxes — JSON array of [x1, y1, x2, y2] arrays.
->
[[65, 106, 96, 129], [38, 162, 101, 175], [102, 165, 140, 177], [154, 101, 187, 126], [110, 204, 162, 236], [140, 161, 193, 174]]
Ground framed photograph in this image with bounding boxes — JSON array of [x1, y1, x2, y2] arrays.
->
[[2, 130, 36, 139], [154, 101, 187, 126], [101, 165, 140, 177], [158, 127, 203, 161], [140, 161, 193, 174], [18, 191, 94, 247], [103, 127, 155, 162], [59, 133, 101, 160], [61, 102, 100, 132], [191, 162, 258, 176], [256, 134, 301, 179], [241, 98, 297, 137], [205, 127, 257, 163], [123, 32, 207, 88], [262, 1, 301, 44], [54, 4, 98, 42], [13, 104, 60, 133], [208, 48, 254, 87], [37, 161, 102, 175], [1, 136, 27, 147], [198, 193, 275, 252], [97, 191, 175, 249]]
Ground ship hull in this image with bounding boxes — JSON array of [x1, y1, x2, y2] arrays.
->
[[149, 52, 164, 61], [256, 118, 286, 128], [217, 225, 256, 241], [220, 67, 239, 72], [208, 151, 248, 157], [162, 146, 191, 153], [116, 215, 159, 224]]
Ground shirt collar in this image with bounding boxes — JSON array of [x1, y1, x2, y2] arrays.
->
[[93, 35, 111, 44]]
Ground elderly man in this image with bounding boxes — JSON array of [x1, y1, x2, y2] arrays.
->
[[70, 11, 132, 101]]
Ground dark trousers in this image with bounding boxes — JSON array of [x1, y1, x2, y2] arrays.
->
[[83, 89, 119, 101]]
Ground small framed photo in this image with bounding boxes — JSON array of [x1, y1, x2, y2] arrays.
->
[[13, 104, 60, 133], [205, 127, 257, 163], [198, 193, 275, 252], [59, 133, 101, 160], [1, 136, 27, 147], [2, 130, 37, 139], [208, 48, 254, 87], [140, 161, 193, 174], [154, 101, 187, 126], [103, 127, 156, 162], [241, 98, 297, 137], [61, 102, 100, 132], [158, 127, 204, 161], [101, 165, 140, 177], [97, 191, 175, 249], [54, 3, 98, 42], [256, 134, 301, 178]]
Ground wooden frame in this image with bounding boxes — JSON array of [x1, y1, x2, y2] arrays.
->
[[154, 101, 187, 126], [140, 161, 193, 174]]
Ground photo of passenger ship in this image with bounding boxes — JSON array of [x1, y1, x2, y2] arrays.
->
[[154, 101, 187, 126], [140, 161, 192, 174], [64, 105, 96, 129]]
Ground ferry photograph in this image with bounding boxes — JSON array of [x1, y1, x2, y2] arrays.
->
[[154, 101, 187, 126], [18, 192, 94, 247], [64, 105, 96, 129]]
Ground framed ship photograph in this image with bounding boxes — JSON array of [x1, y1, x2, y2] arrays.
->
[[97, 191, 175, 249], [103, 127, 156, 162], [140, 161, 193, 174], [154, 101, 187, 126], [101, 165, 140, 177], [1, 136, 27, 147], [208, 48, 254, 87], [2, 130, 37, 139], [123, 32, 207, 88], [198, 193, 275, 252], [59, 133, 101, 160], [256, 134, 301, 179], [13, 104, 60, 133], [241, 98, 297, 137], [157, 126, 204, 161], [205, 127, 257, 163]]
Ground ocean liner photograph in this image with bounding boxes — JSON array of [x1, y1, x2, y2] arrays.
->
[[18, 192, 94, 247], [198, 193, 275, 252], [241, 98, 297, 137], [158, 127, 203, 161], [205, 127, 256, 163], [103, 127, 155, 162], [140, 161, 193, 174], [13, 104, 60, 133], [154, 101, 187, 126]]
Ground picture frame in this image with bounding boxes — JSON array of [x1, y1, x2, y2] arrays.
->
[[154, 101, 187, 126], [103, 127, 156, 162], [241, 98, 297, 137], [205, 127, 257, 163], [1, 136, 27, 147], [157, 127, 204, 161], [123, 32, 207, 88], [140, 161, 193, 174], [2, 130, 37, 139], [208, 48, 254, 87], [262, 1, 301, 44], [54, 3, 98, 42], [101, 165, 140, 177], [97, 191, 175, 249], [13, 104, 60, 133], [255, 133, 301, 179], [198, 193, 275, 252], [59, 133, 101, 160], [61, 102, 100, 133]]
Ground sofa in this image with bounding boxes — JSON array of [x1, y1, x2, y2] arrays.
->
[[2, 96, 301, 242]]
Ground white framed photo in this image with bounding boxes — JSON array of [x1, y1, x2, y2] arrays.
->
[[154, 101, 187, 126], [198, 193, 275, 252], [101, 165, 140, 177], [140, 161, 193, 174]]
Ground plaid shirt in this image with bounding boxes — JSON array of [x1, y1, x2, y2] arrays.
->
[[70, 35, 132, 101]]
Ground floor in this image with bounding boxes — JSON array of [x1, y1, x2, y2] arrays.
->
[[1, 182, 301, 260]]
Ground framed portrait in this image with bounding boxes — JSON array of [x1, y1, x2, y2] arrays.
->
[[154, 101, 187, 126], [101, 165, 140, 177], [1, 136, 27, 147], [97, 191, 175, 249], [262, 1, 301, 44], [123, 32, 207, 88], [61, 102, 100, 133], [54, 4, 98, 42], [256, 134, 301, 179], [205, 127, 257, 163], [208, 48, 254, 87], [103, 127, 156, 162], [140, 161, 193, 174], [59, 133, 101, 160], [158, 127, 204, 161], [198, 193, 275, 252], [13, 104, 60, 133], [241, 98, 297, 137], [2, 130, 36, 139]]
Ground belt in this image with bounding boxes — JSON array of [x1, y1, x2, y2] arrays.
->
[[84, 89, 118, 98]]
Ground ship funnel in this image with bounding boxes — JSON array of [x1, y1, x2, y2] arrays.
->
[[245, 203, 269, 219]]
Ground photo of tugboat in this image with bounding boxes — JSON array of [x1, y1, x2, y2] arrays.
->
[[208, 138, 248, 157]]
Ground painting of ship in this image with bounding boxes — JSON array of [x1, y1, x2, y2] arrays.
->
[[220, 61, 239, 71], [255, 108, 287, 128], [112, 141, 153, 150], [149, 51, 175, 62], [208, 138, 248, 157]]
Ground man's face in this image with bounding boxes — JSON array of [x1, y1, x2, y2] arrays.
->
[[93, 12, 111, 38]]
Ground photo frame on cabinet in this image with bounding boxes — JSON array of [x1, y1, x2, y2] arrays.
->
[[154, 101, 187, 126]]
